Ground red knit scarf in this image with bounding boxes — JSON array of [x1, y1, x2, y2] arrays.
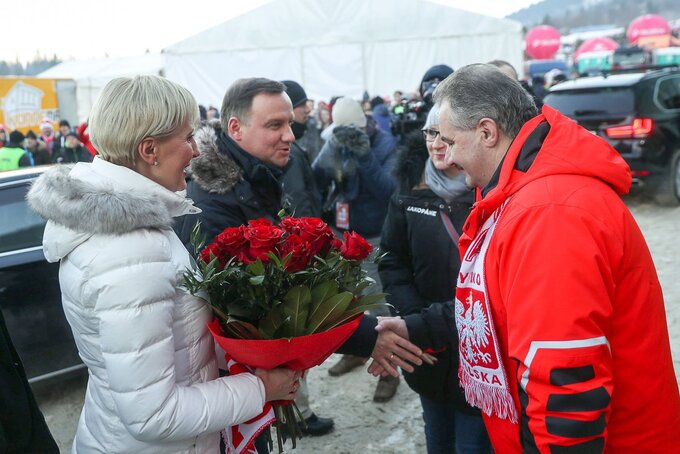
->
[[455, 200, 518, 423]]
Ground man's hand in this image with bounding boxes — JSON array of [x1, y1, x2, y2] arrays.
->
[[367, 317, 422, 377]]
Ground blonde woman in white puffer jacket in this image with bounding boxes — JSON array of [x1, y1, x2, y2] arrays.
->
[[27, 75, 299, 453]]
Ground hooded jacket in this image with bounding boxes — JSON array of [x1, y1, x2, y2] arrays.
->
[[409, 105, 680, 452], [27, 158, 266, 453], [378, 131, 474, 406], [175, 127, 284, 249]]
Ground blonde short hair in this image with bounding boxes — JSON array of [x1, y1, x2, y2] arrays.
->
[[88, 75, 199, 166]]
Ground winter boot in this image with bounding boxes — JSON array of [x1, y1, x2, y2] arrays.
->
[[373, 374, 399, 403]]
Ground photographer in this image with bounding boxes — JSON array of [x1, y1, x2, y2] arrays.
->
[[391, 64, 454, 142]]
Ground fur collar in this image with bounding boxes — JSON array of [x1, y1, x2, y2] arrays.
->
[[27, 160, 198, 235], [394, 130, 429, 191], [189, 126, 242, 194]]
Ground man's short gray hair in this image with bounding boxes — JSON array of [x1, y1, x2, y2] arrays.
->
[[88, 75, 198, 166], [220, 78, 286, 130], [433, 63, 538, 139]]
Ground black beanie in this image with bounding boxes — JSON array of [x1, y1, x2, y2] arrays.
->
[[421, 64, 454, 84], [281, 80, 308, 108]]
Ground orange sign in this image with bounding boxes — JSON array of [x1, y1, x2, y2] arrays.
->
[[637, 34, 672, 49], [0, 78, 60, 134]]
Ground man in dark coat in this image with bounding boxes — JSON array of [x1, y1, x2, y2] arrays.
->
[[50, 132, 92, 164], [21, 130, 51, 166], [280, 80, 323, 219], [175, 78, 294, 247], [175, 77, 334, 439]]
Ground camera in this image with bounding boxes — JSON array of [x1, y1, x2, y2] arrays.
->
[[391, 99, 429, 138]]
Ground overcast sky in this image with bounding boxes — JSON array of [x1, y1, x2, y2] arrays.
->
[[2, 0, 540, 64]]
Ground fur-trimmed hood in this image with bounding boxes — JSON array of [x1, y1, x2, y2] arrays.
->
[[393, 130, 429, 191], [189, 126, 242, 194], [27, 157, 200, 261]]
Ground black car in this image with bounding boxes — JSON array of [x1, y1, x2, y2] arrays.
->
[[544, 67, 680, 205], [0, 166, 83, 382]]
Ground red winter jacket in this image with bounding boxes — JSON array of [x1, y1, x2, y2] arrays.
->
[[458, 105, 680, 452]]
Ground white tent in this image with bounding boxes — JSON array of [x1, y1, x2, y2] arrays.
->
[[38, 54, 164, 121], [163, 0, 523, 105]]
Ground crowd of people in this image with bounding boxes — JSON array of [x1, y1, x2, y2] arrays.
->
[[0, 120, 94, 171], [1, 57, 678, 454]]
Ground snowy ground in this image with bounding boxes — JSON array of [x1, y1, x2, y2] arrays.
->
[[35, 194, 680, 453]]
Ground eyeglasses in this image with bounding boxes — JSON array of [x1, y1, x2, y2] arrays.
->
[[421, 128, 440, 142]]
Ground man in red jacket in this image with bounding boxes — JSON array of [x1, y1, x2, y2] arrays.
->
[[372, 63, 679, 453]]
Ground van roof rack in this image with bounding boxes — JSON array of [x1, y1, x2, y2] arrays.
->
[[600, 64, 679, 77]]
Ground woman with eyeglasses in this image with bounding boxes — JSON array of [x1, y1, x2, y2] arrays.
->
[[378, 105, 491, 453]]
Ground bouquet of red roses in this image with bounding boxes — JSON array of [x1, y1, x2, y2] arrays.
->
[[183, 217, 385, 452]]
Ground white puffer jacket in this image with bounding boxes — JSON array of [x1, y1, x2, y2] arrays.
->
[[27, 158, 266, 453]]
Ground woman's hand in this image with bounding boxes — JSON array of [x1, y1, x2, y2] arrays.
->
[[254, 368, 300, 402]]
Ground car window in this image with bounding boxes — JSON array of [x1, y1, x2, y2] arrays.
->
[[544, 87, 635, 117], [655, 76, 680, 110], [0, 182, 46, 253]]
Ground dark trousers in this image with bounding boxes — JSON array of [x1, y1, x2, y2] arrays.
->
[[420, 395, 492, 454]]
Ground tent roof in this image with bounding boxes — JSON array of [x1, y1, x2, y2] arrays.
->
[[38, 54, 163, 80], [164, 0, 521, 55]]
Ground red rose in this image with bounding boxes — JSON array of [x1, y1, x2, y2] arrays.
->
[[215, 226, 251, 263], [295, 217, 335, 257], [279, 217, 302, 235], [200, 243, 226, 267], [248, 218, 273, 228], [331, 238, 343, 251], [246, 224, 283, 263], [279, 234, 312, 272], [340, 231, 373, 260]]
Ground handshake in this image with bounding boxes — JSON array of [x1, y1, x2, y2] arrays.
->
[[367, 316, 437, 377]]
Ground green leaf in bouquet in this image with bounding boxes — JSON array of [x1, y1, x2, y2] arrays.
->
[[249, 275, 265, 285], [349, 293, 387, 309], [311, 280, 338, 305], [247, 259, 265, 276], [228, 299, 264, 321], [222, 317, 263, 340], [282, 285, 311, 337], [268, 251, 286, 269], [306, 291, 353, 334], [319, 301, 392, 332], [351, 279, 372, 295], [258, 304, 289, 339]]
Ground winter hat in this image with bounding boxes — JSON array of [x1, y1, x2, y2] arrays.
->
[[420, 64, 454, 96], [40, 120, 53, 131], [331, 97, 367, 128], [0, 124, 5, 132], [9, 130, 25, 145], [281, 80, 308, 108], [66, 131, 79, 139], [421, 64, 454, 85], [423, 103, 440, 129]]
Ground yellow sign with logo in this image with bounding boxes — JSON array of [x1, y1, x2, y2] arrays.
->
[[0, 77, 60, 134]]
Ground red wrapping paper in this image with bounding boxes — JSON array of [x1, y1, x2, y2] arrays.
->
[[208, 314, 363, 371]]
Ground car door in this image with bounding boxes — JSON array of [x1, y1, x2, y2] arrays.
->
[[0, 172, 83, 381]]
